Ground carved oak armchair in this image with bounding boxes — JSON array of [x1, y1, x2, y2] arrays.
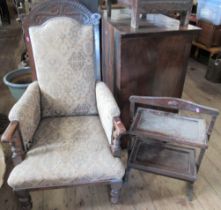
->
[[1, 1, 126, 209]]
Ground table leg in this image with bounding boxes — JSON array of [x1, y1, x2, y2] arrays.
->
[[107, 0, 112, 17], [194, 47, 199, 59], [124, 167, 131, 182], [187, 182, 194, 201], [131, 0, 139, 28]]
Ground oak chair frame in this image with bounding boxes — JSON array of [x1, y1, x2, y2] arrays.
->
[[1, 1, 126, 209], [126, 96, 219, 200]]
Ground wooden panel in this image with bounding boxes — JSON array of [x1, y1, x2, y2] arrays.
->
[[101, 17, 116, 91], [102, 11, 200, 128], [129, 140, 197, 182], [22, 0, 101, 80], [118, 33, 193, 104], [130, 108, 208, 148], [197, 20, 221, 48]]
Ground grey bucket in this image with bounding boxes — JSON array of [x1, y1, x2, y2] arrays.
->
[[3, 67, 32, 101]]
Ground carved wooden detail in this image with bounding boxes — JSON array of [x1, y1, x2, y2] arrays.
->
[[26, 0, 100, 26]]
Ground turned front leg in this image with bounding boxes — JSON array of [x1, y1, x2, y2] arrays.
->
[[15, 190, 32, 210], [110, 180, 123, 204]]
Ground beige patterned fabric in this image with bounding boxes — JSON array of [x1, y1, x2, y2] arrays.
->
[[96, 82, 120, 144], [8, 81, 41, 150], [0, 144, 5, 188], [29, 17, 97, 117], [8, 116, 125, 190]]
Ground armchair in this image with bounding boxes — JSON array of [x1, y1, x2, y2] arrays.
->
[[1, 1, 126, 209]]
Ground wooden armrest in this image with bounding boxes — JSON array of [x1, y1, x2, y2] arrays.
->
[[113, 116, 126, 138], [111, 117, 126, 157], [1, 121, 25, 165], [1, 121, 19, 144]]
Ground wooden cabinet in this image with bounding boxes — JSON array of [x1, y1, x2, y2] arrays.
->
[[197, 20, 221, 48], [102, 11, 200, 127]]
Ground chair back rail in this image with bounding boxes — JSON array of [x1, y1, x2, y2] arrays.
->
[[22, 0, 101, 81]]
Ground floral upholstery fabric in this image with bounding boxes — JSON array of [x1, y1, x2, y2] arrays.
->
[[29, 17, 97, 117], [96, 82, 120, 144], [8, 81, 41, 150], [8, 116, 125, 190]]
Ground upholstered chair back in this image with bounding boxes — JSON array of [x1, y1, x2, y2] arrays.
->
[[29, 17, 98, 117]]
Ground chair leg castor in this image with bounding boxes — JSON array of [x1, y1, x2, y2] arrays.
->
[[187, 182, 194, 201], [15, 190, 32, 210], [110, 180, 122, 204]]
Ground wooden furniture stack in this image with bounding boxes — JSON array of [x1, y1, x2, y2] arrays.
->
[[126, 96, 219, 200], [107, 0, 193, 28], [102, 9, 200, 128]]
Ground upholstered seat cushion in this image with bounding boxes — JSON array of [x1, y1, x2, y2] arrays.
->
[[8, 116, 125, 190]]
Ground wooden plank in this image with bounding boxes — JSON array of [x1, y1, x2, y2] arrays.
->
[[42, 189, 69, 210], [120, 170, 156, 210], [192, 175, 221, 210], [140, 173, 191, 210], [31, 191, 43, 210], [151, 176, 204, 210]]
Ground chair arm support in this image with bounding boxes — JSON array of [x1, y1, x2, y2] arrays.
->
[[8, 81, 41, 150], [96, 81, 126, 157], [1, 121, 25, 166], [1, 121, 19, 144], [111, 117, 126, 157], [96, 81, 120, 142], [113, 117, 126, 138]]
